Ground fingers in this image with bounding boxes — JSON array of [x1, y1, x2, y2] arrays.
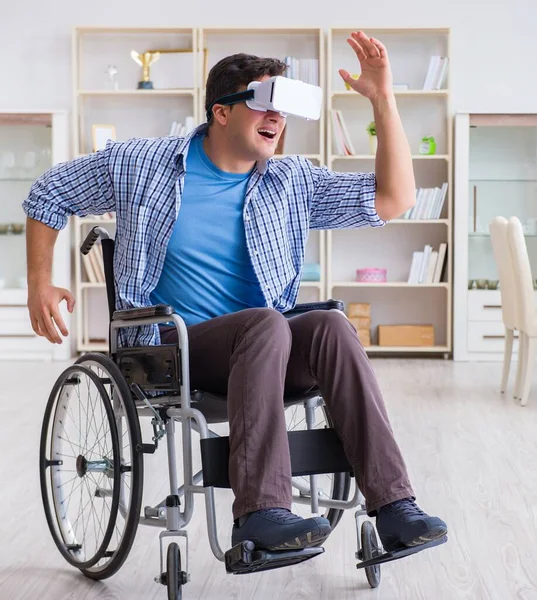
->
[[370, 36, 387, 59], [348, 31, 382, 59], [39, 310, 63, 344], [347, 36, 367, 61], [51, 306, 69, 338], [338, 68, 351, 81], [61, 288, 76, 313]]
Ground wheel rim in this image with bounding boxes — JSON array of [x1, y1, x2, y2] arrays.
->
[[285, 397, 350, 524], [361, 521, 381, 586], [76, 356, 140, 576], [167, 543, 182, 600], [40, 365, 121, 569]]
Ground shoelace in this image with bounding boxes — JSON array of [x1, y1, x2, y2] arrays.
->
[[259, 508, 301, 523], [386, 498, 426, 518]]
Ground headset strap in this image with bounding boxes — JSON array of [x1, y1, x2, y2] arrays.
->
[[206, 89, 255, 121]]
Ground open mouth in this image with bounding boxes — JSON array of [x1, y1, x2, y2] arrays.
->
[[258, 128, 277, 141]]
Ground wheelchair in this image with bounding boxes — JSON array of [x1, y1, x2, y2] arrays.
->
[[38, 226, 447, 599]]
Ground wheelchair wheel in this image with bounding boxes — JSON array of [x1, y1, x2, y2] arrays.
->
[[166, 543, 187, 600], [286, 399, 351, 529], [40, 364, 121, 569], [361, 521, 381, 588], [74, 353, 144, 581]]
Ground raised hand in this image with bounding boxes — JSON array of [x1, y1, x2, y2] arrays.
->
[[339, 31, 393, 101]]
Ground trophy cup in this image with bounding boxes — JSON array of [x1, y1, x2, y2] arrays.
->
[[130, 50, 161, 89]]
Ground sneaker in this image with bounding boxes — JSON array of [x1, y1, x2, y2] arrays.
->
[[231, 508, 332, 551], [376, 498, 448, 552]]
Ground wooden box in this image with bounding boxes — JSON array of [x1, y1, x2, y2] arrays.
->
[[378, 325, 435, 347], [347, 302, 371, 319]]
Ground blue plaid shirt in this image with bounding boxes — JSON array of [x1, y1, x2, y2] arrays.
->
[[24, 123, 383, 347]]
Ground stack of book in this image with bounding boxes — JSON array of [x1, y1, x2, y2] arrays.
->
[[331, 109, 355, 155], [284, 57, 319, 85], [401, 185, 448, 220], [422, 56, 449, 90], [347, 302, 371, 346], [407, 243, 448, 284], [169, 116, 196, 137], [82, 244, 106, 284]]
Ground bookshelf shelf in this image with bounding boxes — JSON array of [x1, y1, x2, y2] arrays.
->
[[78, 89, 196, 96], [366, 345, 449, 354], [331, 90, 449, 98], [327, 27, 452, 355], [389, 219, 449, 225], [332, 154, 450, 160], [332, 282, 449, 288]]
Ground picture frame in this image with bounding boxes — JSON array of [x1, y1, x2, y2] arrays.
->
[[92, 124, 116, 152]]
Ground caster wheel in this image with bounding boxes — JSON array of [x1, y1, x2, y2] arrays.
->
[[167, 543, 187, 600], [361, 521, 381, 588]]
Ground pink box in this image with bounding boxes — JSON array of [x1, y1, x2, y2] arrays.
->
[[356, 268, 387, 283]]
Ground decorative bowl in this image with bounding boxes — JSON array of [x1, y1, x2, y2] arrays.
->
[[356, 268, 387, 283]]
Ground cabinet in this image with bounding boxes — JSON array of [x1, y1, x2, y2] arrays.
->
[[326, 28, 452, 355], [0, 111, 70, 360], [453, 113, 537, 361]]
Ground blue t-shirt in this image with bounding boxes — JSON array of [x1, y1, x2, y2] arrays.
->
[[150, 133, 266, 326]]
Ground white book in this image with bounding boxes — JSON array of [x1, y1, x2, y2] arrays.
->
[[331, 110, 345, 155], [419, 245, 433, 283], [408, 251, 423, 283], [82, 253, 97, 284], [335, 110, 356, 155], [433, 243, 448, 283], [426, 251, 438, 283], [434, 57, 449, 89], [423, 56, 441, 90]]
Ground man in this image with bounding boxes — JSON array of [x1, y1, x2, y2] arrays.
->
[[25, 31, 447, 554]]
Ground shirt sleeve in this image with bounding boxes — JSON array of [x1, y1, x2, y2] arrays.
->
[[307, 162, 385, 230], [23, 147, 116, 231]]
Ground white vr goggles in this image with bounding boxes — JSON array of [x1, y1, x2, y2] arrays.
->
[[206, 76, 323, 122]]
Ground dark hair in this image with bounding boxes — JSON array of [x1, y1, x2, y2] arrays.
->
[[205, 53, 287, 123]]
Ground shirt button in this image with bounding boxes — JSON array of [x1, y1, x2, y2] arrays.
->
[[245, 215, 250, 221], [254, 250, 259, 256]]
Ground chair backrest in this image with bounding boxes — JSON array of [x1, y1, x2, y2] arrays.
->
[[100, 238, 117, 321], [507, 216, 535, 334], [489, 216, 518, 330]]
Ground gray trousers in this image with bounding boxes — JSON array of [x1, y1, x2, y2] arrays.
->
[[161, 308, 414, 520]]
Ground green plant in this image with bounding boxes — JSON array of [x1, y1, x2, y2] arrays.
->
[[366, 121, 376, 136]]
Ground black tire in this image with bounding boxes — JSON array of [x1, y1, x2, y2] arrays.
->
[[286, 401, 351, 530], [40, 365, 121, 569], [167, 543, 183, 600], [361, 521, 382, 588], [74, 353, 144, 581]]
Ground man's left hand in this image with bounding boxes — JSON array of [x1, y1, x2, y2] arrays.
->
[[339, 31, 393, 102]]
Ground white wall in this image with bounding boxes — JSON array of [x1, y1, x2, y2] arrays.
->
[[2, 0, 537, 117]]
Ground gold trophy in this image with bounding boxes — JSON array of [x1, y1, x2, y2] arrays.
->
[[130, 50, 161, 89]]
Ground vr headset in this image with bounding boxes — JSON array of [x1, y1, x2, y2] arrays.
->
[[206, 76, 323, 122]]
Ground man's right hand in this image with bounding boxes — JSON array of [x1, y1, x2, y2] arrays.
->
[[28, 284, 76, 344]]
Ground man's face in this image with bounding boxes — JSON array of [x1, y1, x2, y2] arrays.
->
[[216, 76, 287, 161]]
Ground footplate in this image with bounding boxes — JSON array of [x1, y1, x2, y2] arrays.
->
[[356, 535, 448, 570], [225, 541, 324, 575]]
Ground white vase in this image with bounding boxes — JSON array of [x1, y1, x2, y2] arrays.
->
[[369, 135, 378, 155]]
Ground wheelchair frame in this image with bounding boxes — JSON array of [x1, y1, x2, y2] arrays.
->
[[109, 311, 366, 579]]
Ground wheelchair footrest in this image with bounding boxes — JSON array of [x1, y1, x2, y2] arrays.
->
[[225, 541, 324, 575], [356, 535, 448, 570]]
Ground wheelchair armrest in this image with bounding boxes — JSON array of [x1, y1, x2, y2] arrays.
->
[[283, 299, 345, 319], [112, 303, 174, 322]]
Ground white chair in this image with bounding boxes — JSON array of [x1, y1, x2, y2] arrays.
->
[[507, 216, 537, 406], [489, 217, 521, 396]]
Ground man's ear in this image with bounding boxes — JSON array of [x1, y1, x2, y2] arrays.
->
[[211, 104, 229, 126]]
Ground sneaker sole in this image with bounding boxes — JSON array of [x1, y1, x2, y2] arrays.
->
[[267, 524, 332, 551], [404, 525, 448, 548]]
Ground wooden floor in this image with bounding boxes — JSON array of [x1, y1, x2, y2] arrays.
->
[[2, 358, 537, 600]]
